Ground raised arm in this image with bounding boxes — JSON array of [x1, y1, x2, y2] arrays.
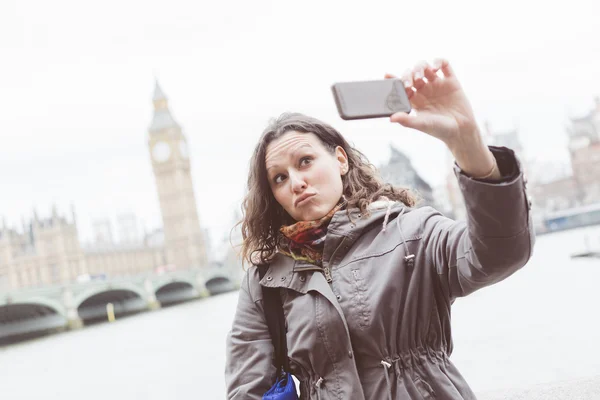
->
[[386, 59, 535, 298], [422, 146, 534, 298]]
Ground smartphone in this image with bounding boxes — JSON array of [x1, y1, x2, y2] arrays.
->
[[331, 78, 411, 120]]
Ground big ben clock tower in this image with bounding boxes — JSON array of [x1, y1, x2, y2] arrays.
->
[[148, 81, 207, 270]]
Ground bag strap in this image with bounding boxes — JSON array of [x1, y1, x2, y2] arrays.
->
[[257, 263, 290, 375]]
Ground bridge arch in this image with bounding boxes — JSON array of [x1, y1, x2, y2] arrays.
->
[[0, 298, 67, 340], [154, 279, 198, 305], [75, 283, 148, 322], [74, 283, 147, 309], [4, 297, 67, 317], [205, 275, 235, 295], [154, 277, 197, 293]]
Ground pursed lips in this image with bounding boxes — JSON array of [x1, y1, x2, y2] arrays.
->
[[295, 193, 316, 207]]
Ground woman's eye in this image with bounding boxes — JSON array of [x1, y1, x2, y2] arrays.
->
[[273, 174, 286, 184], [300, 157, 313, 166]]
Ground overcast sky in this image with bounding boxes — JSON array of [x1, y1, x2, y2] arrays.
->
[[1, 0, 599, 245]]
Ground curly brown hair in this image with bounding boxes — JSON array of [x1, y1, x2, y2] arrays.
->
[[235, 112, 418, 266]]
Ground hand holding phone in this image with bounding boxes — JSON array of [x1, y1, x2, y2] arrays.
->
[[331, 78, 411, 120], [338, 59, 498, 180]]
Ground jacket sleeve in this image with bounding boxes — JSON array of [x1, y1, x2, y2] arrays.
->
[[225, 268, 276, 399], [422, 146, 535, 299]]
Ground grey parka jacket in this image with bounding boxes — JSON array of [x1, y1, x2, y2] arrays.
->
[[225, 147, 535, 399]]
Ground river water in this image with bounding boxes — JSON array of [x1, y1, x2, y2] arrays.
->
[[2, 226, 600, 399]]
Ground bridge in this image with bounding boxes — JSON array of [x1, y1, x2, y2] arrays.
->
[[0, 266, 241, 340]]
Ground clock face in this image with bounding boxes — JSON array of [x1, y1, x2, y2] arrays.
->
[[179, 140, 189, 159], [152, 141, 171, 163]]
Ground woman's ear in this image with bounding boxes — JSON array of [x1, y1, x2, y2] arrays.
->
[[336, 146, 349, 175]]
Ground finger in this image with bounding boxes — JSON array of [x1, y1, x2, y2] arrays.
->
[[400, 69, 413, 87], [412, 61, 428, 90], [384, 73, 397, 79], [390, 111, 412, 125], [423, 63, 437, 82], [400, 69, 415, 99], [432, 58, 454, 78], [390, 111, 428, 132]]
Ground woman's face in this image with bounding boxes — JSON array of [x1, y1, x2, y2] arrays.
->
[[265, 131, 348, 222]]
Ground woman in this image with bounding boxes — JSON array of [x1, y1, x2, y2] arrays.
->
[[225, 59, 535, 399]]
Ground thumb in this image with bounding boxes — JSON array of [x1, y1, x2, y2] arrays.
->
[[390, 111, 428, 131]]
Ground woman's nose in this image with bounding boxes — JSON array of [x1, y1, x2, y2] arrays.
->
[[289, 171, 307, 193]]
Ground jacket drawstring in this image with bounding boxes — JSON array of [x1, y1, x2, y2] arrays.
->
[[314, 377, 324, 400], [381, 204, 415, 268], [395, 208, 415, 268], [380, 360, 393, 400], [381, 201, 394, 232]]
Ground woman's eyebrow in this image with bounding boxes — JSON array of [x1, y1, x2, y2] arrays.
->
[[266, 144, 313, 171], [290, 144, 314, 159]]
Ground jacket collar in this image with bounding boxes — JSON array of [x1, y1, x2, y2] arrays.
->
[[259, 201, 410, 292]]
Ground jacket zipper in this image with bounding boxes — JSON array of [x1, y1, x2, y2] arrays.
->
[[324, 237, 347, 283]]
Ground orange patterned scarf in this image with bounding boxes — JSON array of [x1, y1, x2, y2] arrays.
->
[[279, 201, 346, 266]]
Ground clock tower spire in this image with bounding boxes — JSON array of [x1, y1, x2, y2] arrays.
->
[[148, 80, 207, 270]]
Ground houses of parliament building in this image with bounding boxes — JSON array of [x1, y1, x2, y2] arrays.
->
[[0, 83, 208, 291]]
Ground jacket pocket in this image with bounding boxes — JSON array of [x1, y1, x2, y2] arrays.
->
[[350, 268, 371, 330], [413, 375, 436, 399]]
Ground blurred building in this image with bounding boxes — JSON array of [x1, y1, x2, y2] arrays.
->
[[0, 208, 85, 289], [378, 144, 434, 207], [443, 156, 465, 221], [530, 176, 578, 212], [144, 228, 165, 248], [431, 182, 455, 219], [218, 210, 244, 281], [92, 218, 114, 244], [529, 97, 600, 217], [83, 233, 165, 280], [484, 123, 525, 160], [116, 213, 140, 244], [0, 83, 210, 291], [148, 81, 208, 270], [444, 122, 526, 221], [527, 157, 577, 217], [0, 207, 167, 290], [567, 97, 600, 205]]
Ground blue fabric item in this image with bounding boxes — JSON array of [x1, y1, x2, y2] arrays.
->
[[262, 373, 299, 400]]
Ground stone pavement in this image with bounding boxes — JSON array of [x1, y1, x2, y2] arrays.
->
[[478, 375, 600, 400]]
